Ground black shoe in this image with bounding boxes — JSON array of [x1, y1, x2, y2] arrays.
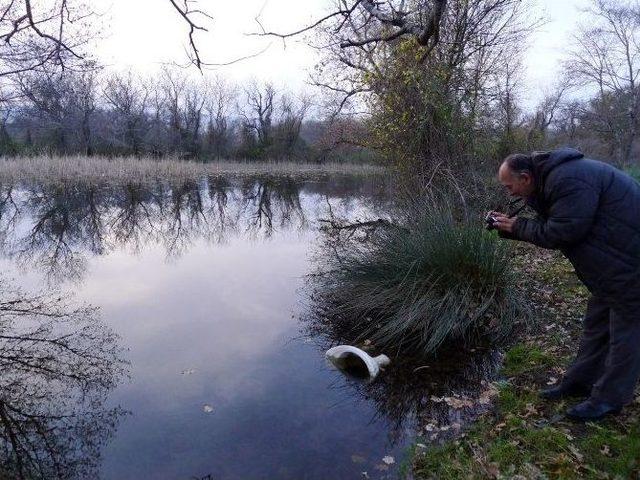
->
[[566, 399, 622, 421], [540, 383, 591, 401]]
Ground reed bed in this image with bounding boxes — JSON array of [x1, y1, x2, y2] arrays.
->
[[0, 155, 385, 184]]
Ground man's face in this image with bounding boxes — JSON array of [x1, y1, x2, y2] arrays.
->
[[498, 163, 535, 198]]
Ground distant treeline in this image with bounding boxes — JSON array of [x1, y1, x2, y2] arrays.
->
[[0, 67, 375, 163]]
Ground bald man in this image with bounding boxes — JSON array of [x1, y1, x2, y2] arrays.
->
[[491, 148, 640, 420]]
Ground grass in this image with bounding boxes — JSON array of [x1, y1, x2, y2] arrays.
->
[[412, 247, 640, 479], [313, 196, 531, 357], [0, 155, 386, 184], [502, 344, 558, 377]]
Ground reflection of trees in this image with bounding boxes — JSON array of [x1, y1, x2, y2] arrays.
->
[[0, 175, 389, 281], [0, 276, 127, 479], [238, 176, 306, 237], [109, 181, 161, 253], [0, 184, 20, 251], [16, 184, 104, 281]]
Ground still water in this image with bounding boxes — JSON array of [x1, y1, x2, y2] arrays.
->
[[0, 174, 496, 479]]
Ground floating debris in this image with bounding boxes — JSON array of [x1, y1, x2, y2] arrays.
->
[[382, 455, 395, 465], [325, 345, 390, 381]]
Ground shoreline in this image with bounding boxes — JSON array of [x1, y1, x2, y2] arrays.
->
[[0, 155, 387, 183]]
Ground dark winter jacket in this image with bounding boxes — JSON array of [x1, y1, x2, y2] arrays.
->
[[510, 148, 640, 301]]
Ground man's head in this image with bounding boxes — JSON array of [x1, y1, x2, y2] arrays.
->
[[498, 153, 537, 198]]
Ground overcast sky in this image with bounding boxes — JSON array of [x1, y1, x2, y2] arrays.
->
[[93, 0, 593, 107]]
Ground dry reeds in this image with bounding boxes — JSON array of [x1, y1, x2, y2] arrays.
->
[[0, 155, 385, 184]]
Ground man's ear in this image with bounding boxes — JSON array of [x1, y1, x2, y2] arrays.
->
[[520, 172, 533, 184]]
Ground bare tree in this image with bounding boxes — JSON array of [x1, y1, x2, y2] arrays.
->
[[492, 55, 525, 156], [567, 0, 640, 166], [524, 79, 571, 149], [242, 81, 275, 149], [158, 68, 205, 157], [203, 76, 236, 158], [0, 0, 94, 77], [253, 0, 448, 60], [272, 93, 311, 157], [17, 68, 75, 152], [69, 67, 98, 156], [103, 71, 149, 156]]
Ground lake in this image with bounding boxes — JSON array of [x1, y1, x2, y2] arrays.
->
[[0, 173, 497, 480]]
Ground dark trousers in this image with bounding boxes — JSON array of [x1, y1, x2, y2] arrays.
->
[[563, 295, 640, 406]]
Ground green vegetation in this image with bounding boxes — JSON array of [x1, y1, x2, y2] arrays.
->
[[414, 362, 640, 479], [412, 248, 640, 479], [315, 197, 531, 356], [502, 344, 558, 377]]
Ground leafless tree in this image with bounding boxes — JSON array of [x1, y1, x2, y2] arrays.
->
[[525, 79, 571, 149], [0, 0, 94, 78], [69, 67, 98, 156], [253, 0, 448, 60], [489, 52, 526, 156], [253, 0, 537, 113], [203, 76, 236, 158], [242, 81, 275, 148], [158, 68, 205, 157], [103, 71, 149, 156], [273, 93, 311, 155], [567, 0, 640, 166], [17, 68, 75, 151]]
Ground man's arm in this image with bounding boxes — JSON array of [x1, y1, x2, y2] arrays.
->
[[510, 179, 599, 249]]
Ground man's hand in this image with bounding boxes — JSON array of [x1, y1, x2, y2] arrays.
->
[[489, 211, 517, 233]]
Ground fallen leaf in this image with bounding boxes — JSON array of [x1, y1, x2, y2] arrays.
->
[[444, 396, 474, 409]]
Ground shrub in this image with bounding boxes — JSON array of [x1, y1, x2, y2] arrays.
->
[[312, 195, 531, 357]]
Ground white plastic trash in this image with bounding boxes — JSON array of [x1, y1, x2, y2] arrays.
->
[[325, 345, 391, 381]]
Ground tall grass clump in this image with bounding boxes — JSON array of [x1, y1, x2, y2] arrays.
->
[[313, 196, 531, 357]]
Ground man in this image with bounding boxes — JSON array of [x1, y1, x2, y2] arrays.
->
[[491, 147, 640, 420]]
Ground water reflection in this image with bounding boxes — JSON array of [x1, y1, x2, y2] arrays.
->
[[306, 328, 500, 445], [0, 276, 127, 479], [305, 209, 501, 444], [0, 175, 390, 282]]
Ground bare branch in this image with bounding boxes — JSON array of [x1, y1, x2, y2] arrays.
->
[[167, 0, 210, 69]]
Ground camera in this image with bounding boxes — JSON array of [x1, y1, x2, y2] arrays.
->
[[484, 212, 498, 230]]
